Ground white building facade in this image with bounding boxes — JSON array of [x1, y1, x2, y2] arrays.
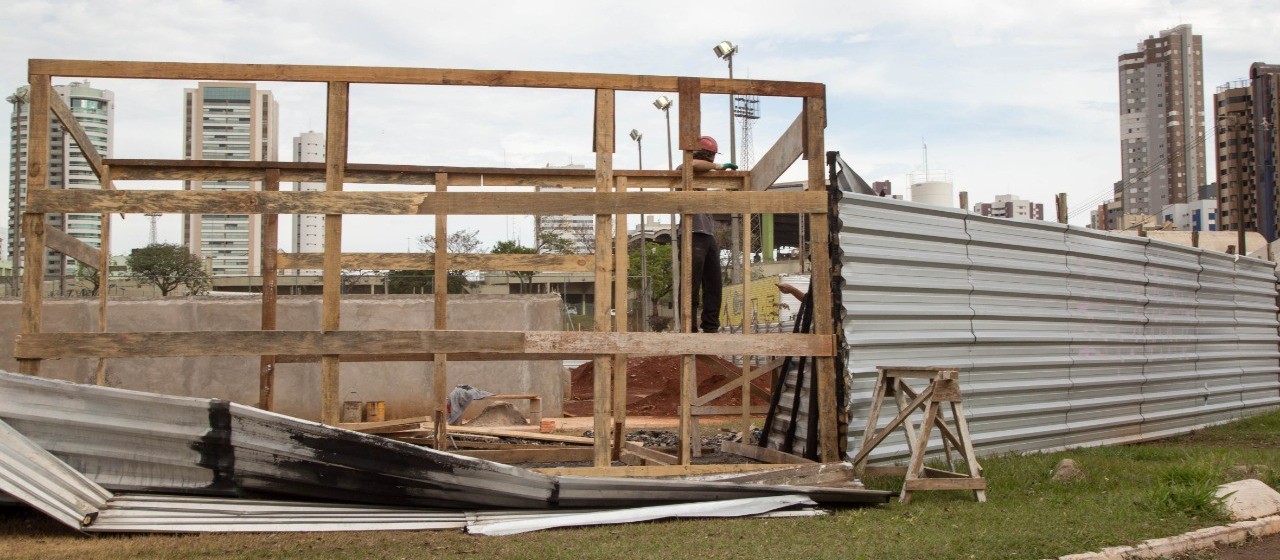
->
[[7, 82, 113, 277], [291, 131, 324, 275], [182, 82, 278, 277]]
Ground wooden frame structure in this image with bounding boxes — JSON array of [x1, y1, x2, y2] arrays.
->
[[13, 59, 841, 467]]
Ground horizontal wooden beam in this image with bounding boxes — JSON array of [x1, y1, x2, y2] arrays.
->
[[720, 441, 815, 464], [14, 330, 835, 360], [31, 59, 823, 97], [452, 447, 594, 463], [44, 225, 102, 268], [272, 353, 586, 363], [28, 189, 826, 216], [104, 159, 745, 190], [277, 252, 593, 272]]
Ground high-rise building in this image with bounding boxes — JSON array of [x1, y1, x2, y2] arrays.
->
[[291, 131, 324, 276], [973, 194, 1044, 221], [1117, 24, 1207, 219], [1251, 63, 1280, 240], [182, 82, 278, 277], [7, 82, 113, 278], [1214, 80, 1256, 235]]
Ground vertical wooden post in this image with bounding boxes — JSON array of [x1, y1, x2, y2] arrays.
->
[[958, 191, 969, 211], [94, 164, 112, 386], [19, 75, 50, 376], [1191, 230, 1200, 248], [592, 89, 616, 467], [1055, 192, 1068, 224], [741, 195, 753, 436], [677, 77, 700, 465], [611, 175, 630, 460], [259, 168, 280, 409], [320, 81, 349, 425], [804, 95, 840, 463], [433, 172, 450, 449]]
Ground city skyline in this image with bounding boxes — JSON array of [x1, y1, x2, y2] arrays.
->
[[2, 1, 1279, 258]]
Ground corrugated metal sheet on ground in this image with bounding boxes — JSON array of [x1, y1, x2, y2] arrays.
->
[[838, 194, 1280, 464]]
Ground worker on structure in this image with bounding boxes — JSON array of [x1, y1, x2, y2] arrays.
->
[[677, 135, 738, 333]]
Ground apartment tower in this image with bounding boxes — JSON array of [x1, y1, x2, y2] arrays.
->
[[292, 131, 324, 275], [7, 82, 113, 277], [182, 82, 278, 277], [1117, 24, 1207, 219]]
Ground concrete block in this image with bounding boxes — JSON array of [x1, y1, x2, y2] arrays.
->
[[1216, 479, 1280, 521]]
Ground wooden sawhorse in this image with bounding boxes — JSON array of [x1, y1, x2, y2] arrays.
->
[[850, 366, 986, 503]]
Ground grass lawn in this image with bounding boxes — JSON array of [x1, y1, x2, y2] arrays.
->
[[1, 410, 1278, 560]]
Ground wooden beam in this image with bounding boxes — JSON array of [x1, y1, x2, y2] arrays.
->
[[276, 252, 593, 272], [592, 88, 615, 468], [720, 440, 816, 464], [27, 190, 826, 218], [452, 447, 594, 463], [448, 427, 592, 445], [692, 405, 769, 415], [94, 165, 111, 386], [320, 81, 349, 426], [338, 414, 433, 432], [749, 113, 804, 191], [677, 78, 701, 151], [102, 159, 747, 190], [718, 462, 857, 486], [622, 442, 677, 466], [259, 168, 280, 410], [433, 172, 449, 449], [15, 330, 835, 360], [19, 75, 51, 376], [678, 153, 695, 466], [804, 95, 839, 463], [611, 175, 629, 461], [531, 463, 791, 477], [30, 59, 824, 98], [44, 225, 102, 268], [48, 92, 108, 183]]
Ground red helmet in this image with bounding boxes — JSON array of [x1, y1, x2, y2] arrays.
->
[[698, 136, 719, 153]]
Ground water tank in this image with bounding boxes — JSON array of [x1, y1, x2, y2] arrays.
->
[[910, 181, 954, 208]]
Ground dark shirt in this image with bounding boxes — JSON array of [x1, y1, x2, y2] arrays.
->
[[687, 214, 715, 236]]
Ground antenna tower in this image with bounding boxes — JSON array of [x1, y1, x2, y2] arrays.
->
[[145, 213, 160, 244], [733, 94, 761, 261]]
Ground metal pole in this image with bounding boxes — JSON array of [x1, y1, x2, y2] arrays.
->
[[664, 108, 673, 171], [666, 106, 678, 333], [637, 137, 649, 331], [727, 53, 741, 283]]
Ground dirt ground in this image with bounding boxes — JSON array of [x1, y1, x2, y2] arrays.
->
[[1206, 533, 1280, 560], [562, 355, 772, 417]]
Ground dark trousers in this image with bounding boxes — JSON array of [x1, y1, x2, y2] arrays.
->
[[687, 232, 722, 333]]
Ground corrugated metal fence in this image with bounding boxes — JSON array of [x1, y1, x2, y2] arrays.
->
[[841, 194, 1280, 462]]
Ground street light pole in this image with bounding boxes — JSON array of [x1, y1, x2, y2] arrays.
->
[[654, 96, 677, 331], [714, 40, 742, 283], [630, 129, 649, 331]]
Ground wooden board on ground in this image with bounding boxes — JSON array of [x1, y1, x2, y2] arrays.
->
[[531, 463, 798, 478], [717, 462, 858, 487], [452, 447, 594, 463], [720, 440, 816, 465]]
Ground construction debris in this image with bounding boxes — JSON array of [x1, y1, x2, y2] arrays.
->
[[0, 370, 892, 535]]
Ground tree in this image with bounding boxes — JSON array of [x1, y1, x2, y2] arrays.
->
[[74, 263, 101, 296], [491, 239, 538, 293], [126, 243, 209, 297], [536, 231, 574, 255], [629, 241, 673, 327], [413, 229, 482, 294]]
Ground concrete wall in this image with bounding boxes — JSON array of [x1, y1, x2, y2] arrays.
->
[[0, 294, 566, 420]]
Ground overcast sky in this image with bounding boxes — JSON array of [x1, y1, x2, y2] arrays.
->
[[3, 0, 1279, 257]]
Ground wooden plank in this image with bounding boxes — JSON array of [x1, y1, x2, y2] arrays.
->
[[44, 225, 102, 268], [694, 360, 772, 406], [449, 427, 593, 445], [531, 463, 791, 477], [48, 92, 108, 183], [16, 330, 835, 360], [277, 252, 593, 272], [720, 440, 816, 464], [103, 159, 747, 190], [259, 168, 280, 410], [622, 442, 677, 466], [804, 95, 839, 463], [592, 88, 615, 468], [749, 113, 804, 192], [677, 78, 701, 151], [718, 462, 857, 486], [692, 405, 769, 416], [320, 81, 349, 426], [611, 175, 629, 461], [30, 59, 824, 98], [19, 75, 51, 376], [678, 148, 696, 466], [27, 190, 827, 218], [339, 414, 433, 432], [433, 172, 449, 449], [94, 165, 111, 386], [452, 447, 594, 463]]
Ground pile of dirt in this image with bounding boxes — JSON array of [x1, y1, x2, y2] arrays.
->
[[463, 401, 529, 427], [563, 355, 772, 417]]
